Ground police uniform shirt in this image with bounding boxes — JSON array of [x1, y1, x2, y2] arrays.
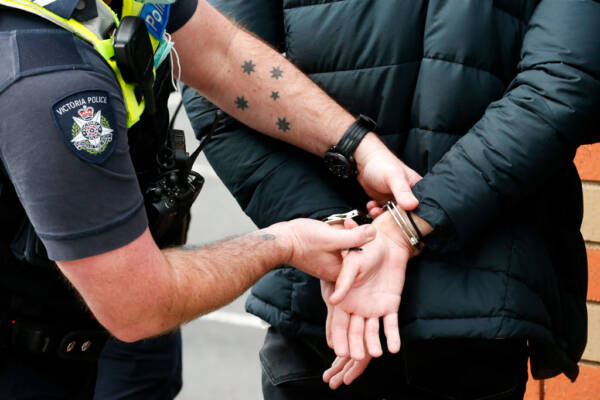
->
[[0, 0, 197, 260]]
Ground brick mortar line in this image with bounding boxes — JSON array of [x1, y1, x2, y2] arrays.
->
[[580, 359, 600, 367], [586, 241, 600, 250], [582, 181, 600, 188]]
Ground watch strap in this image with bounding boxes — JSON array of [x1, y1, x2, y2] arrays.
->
[[335, 114, 376, 158]]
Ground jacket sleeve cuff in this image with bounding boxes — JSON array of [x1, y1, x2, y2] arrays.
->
[[412, 180, 461, 253]]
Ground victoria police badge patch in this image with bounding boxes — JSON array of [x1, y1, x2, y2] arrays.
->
[[52, 90, 117, 164]]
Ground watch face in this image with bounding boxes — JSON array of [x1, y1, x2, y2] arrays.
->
[[324, 151, 355, 179]]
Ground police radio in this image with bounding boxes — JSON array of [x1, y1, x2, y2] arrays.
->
[[113, 16, 156, 114], [144, 111, 224, 237]]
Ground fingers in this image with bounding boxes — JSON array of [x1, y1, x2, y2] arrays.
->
[[325, 306, 334, 348], [329, 256, 360, 305], [328, 358, 355, 390], [365, 317, 383, 357], [332, 313, 383, 360], [337, 358, 356, 388], [323, 355, 348, 383], [331, 307, 350, 356], [321, 281, 335, 348], [369, 207, 385, 219], [343, 218, 359, 230], [366, 200, 379, 213], [348, 315, 365, 360], [383, 313, 401, 353], [323, 355, 372, 390], [332, 224, 376, 250], [366, 200, 385, 219], [343, 357, 371, 385]]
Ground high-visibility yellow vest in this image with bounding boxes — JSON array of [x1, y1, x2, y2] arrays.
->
[[0, 0, 165, 127]]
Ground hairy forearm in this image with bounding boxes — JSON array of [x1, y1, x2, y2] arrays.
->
[[58, 226, 291, 342], [161, 229, 288, 326]]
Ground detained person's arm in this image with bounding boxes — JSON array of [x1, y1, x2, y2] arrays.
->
[[407, 0, 600, 251], [172, 0, 421, 211]]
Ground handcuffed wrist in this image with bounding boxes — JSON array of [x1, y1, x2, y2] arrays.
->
[[382, 201, 423, 252]]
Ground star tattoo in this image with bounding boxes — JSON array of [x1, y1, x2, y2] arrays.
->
[[271, 91, 280, 101], [235, 96, 249, 110], [270, 66, 283, 80], [242, 60, 256, 75], [276, 117, 290, 132]]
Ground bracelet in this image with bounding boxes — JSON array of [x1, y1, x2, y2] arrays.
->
[[383, 201, 423, 250], [406, 211, 423, 240]]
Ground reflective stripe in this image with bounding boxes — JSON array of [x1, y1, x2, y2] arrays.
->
[[32, 0, 55, 7], [0, 0, 153, 127]]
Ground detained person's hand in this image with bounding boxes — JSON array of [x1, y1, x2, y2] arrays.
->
[[272, 219, 376, 282], [323, 355, 371, 390], [321, 280, 374, 390], [326, 216, 416, 360], [321, 279, 373, 390], [319, 213, 419, 388]]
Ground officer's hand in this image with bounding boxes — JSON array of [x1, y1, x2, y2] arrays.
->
[[277, 219, 376, 281], [355, 135, 421, 211]]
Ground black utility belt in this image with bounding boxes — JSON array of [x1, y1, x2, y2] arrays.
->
[[5, 318, 109, 362]]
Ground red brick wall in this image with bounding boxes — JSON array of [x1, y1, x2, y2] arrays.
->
[[524, 143, 600, 399]]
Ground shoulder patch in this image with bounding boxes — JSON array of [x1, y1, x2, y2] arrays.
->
[[51, 90, 117, 164]]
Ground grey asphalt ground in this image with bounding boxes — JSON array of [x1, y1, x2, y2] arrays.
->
[[168, 93, 266, 400]]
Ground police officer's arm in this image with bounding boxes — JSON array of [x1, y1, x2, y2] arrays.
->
[[56, 221, 375, 343], [172, 1, 423, 212]]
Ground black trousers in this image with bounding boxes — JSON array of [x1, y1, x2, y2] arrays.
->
[[93, 330, 182, 400], [260, 328, 529, 400], [0, 352, 97, 399], [0, 330, 182, 400]]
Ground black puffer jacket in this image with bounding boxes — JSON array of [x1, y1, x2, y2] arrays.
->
[[182, 0, 600, 381]]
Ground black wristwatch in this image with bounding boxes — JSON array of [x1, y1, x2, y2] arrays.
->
[[324, 114, 376, 179]]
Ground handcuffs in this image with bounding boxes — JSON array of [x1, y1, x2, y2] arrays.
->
[[322, 205, 423, 250], [322, 209, 372, 226]]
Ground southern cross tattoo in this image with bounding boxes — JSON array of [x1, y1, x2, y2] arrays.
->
[[270, 66, 283, 80], [271, 91, 280, 101], [277, 117, 290, 132], [235, 96, 249, 110], [242, 60, 256, 75]]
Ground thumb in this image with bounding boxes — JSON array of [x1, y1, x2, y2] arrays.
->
[[403, 165, 422, 187], [329, 257, 360, 304], [390, 177, 418, 211]]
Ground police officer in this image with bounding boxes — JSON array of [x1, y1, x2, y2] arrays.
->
[[0, 0, 419, 398]]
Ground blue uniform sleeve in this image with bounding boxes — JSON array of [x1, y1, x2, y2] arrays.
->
[[0, 66, 148, 261]]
